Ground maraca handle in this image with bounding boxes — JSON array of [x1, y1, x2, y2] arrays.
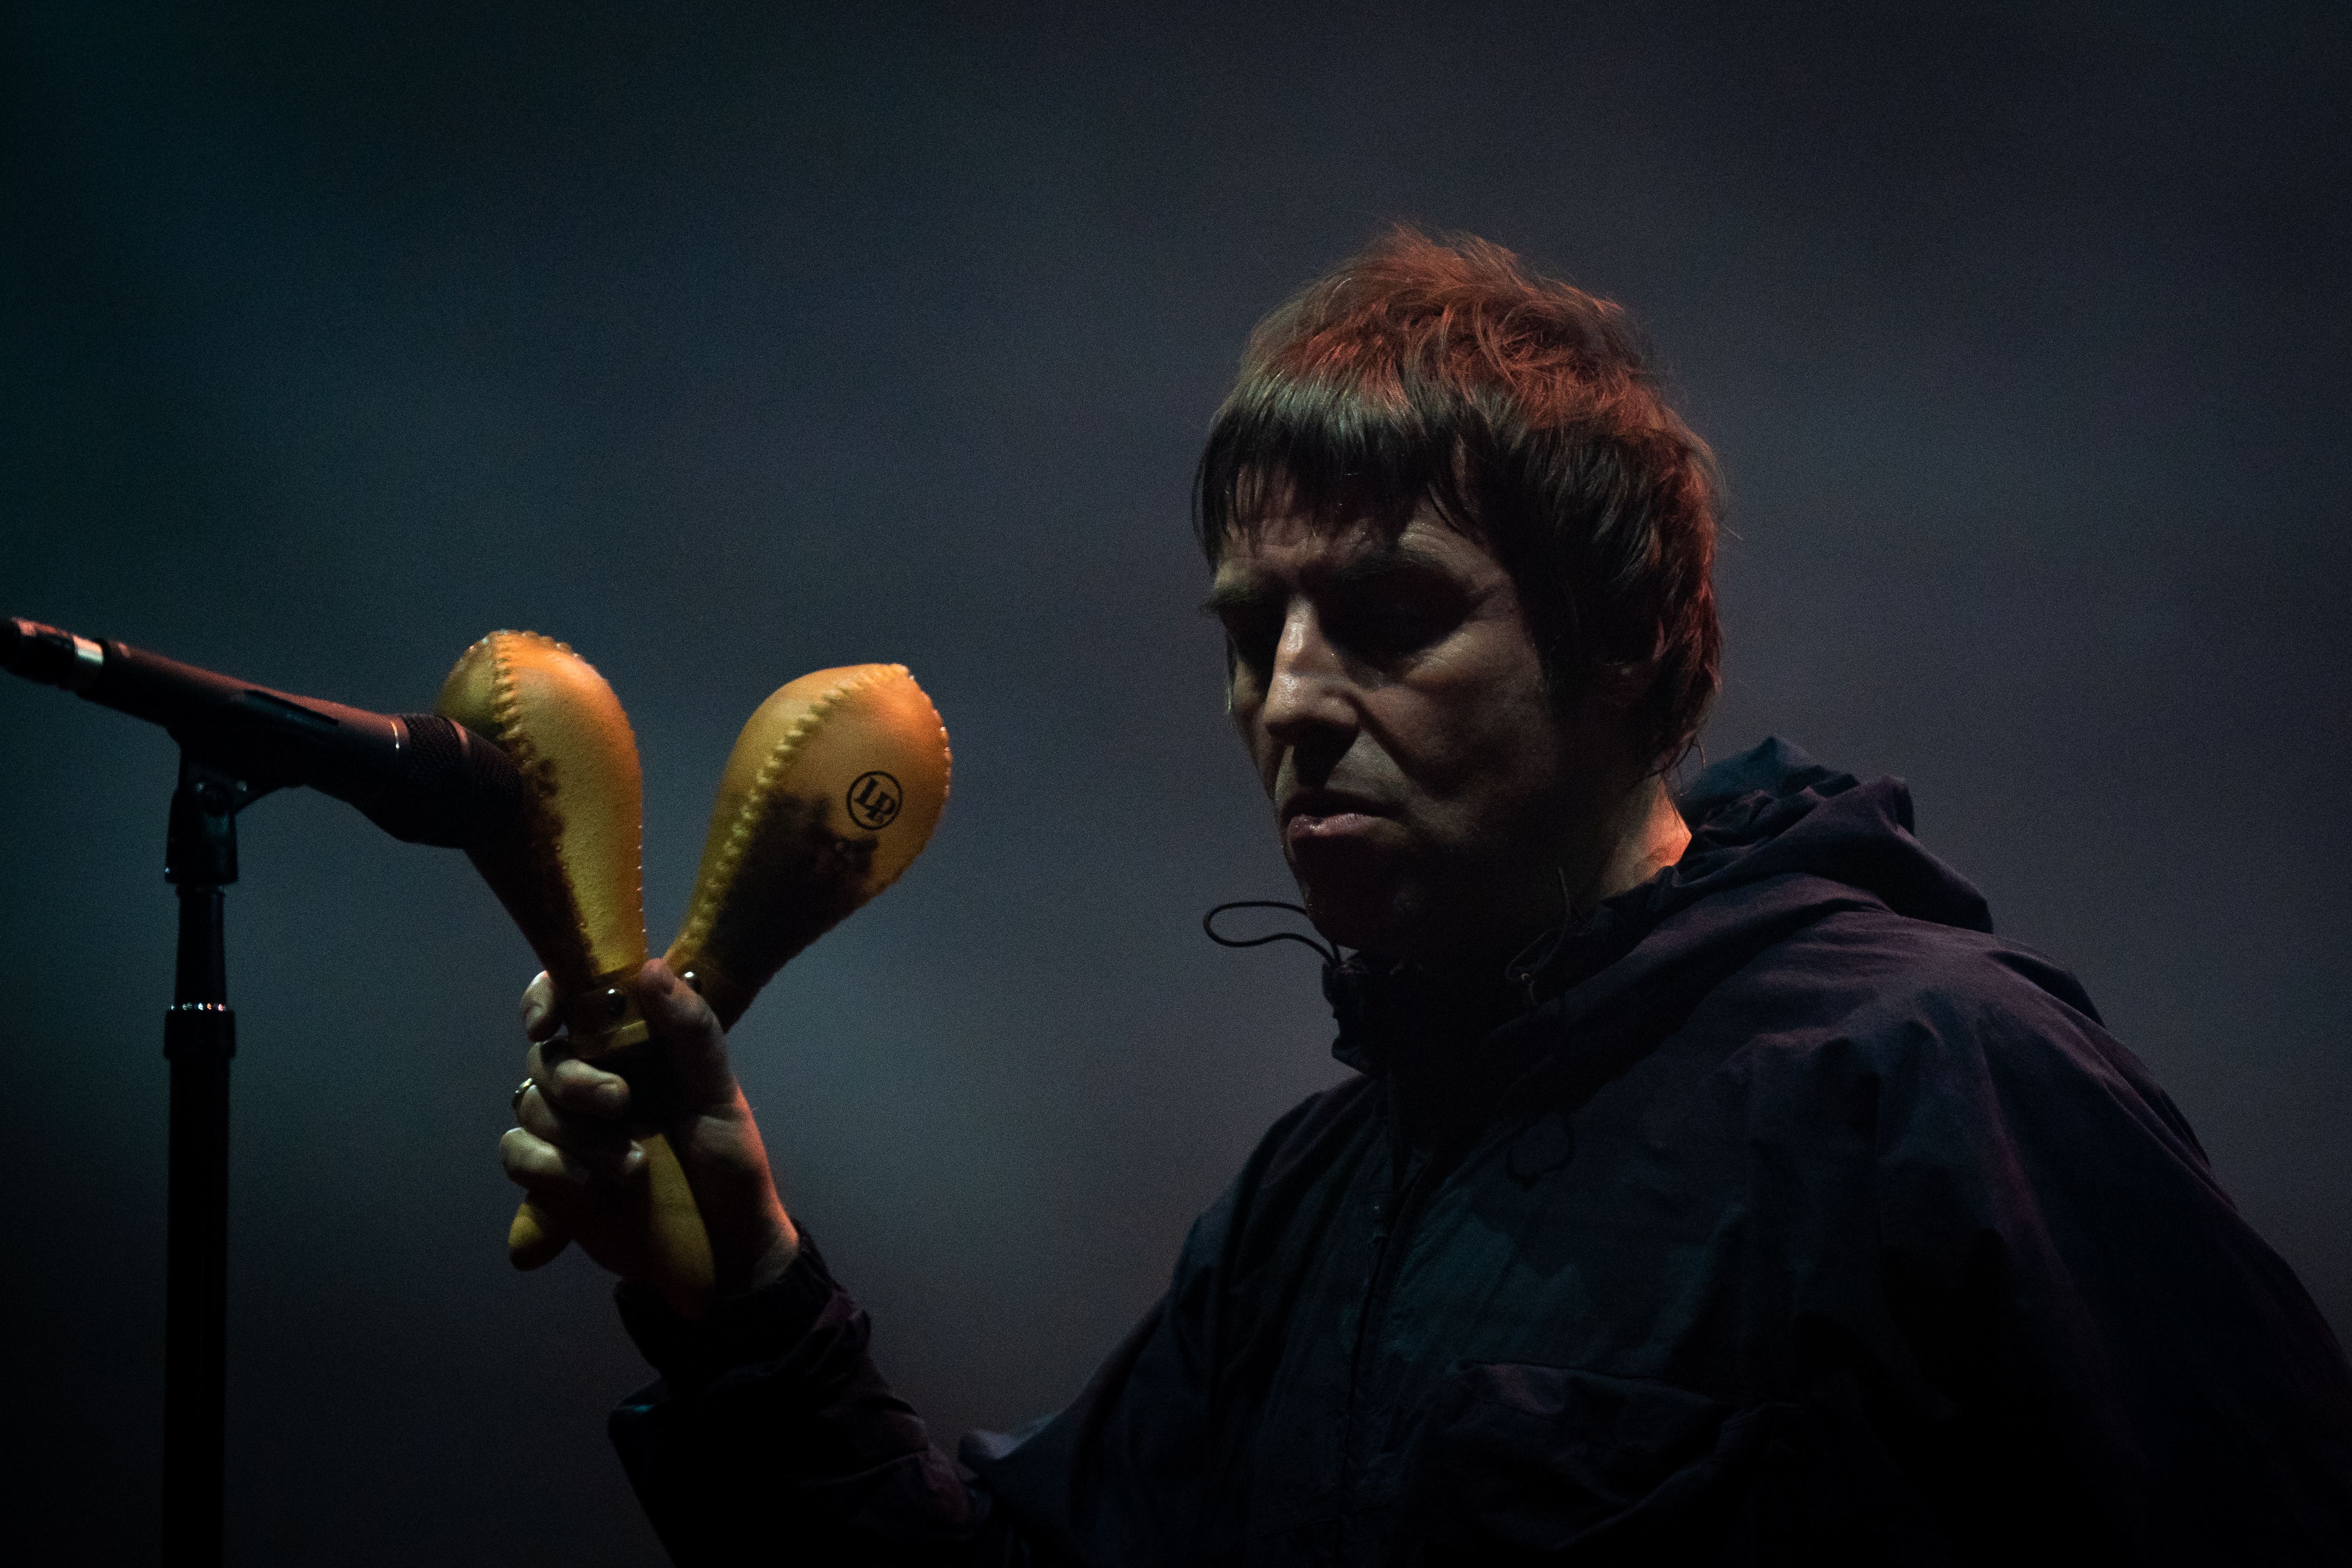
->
[[506, 1133, 716, 1316]]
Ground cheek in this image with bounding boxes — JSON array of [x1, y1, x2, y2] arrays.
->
[[1225, 673, 1255, 733], [1385, 683, 1559, 806], [1227, 689, 1277, 785]]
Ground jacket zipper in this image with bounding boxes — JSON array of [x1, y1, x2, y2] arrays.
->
[[1338, 1144, 1443, 1488]]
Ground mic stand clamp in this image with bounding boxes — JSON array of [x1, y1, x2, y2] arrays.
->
[[161, 753, 276, 1568]]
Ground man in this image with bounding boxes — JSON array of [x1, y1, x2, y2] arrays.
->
[[501, 231, 2352, 1563]]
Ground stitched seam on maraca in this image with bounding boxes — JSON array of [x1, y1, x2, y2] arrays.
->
[[531, 633, 650, 993], [866, 669, 951, 897], [883, 663, 954, 802], [490, 631, 597, 994], [675, 667, 878, 954], [487, 632, 565, 804], [802, 663, 946, 901]]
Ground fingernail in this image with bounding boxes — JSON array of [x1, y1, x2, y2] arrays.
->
[[623, 1141, 645, 1175], [596, 1080, 627, 1112]]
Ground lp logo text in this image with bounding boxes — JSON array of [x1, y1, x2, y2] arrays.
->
[[846, 771, 903, 831]]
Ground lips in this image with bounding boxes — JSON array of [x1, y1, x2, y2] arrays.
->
[[1280, 790, 1393, 852], [1281, 788, 1386, 824]]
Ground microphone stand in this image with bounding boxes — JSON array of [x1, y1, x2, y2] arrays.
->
[[161, 752, 275, 1568], [4, 616, 521, 1564]]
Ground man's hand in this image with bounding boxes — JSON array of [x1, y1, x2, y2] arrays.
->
[[500, 959, 800, 1298]]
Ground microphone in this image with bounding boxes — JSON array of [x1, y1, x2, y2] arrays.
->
[[4, 616, 523, 849]]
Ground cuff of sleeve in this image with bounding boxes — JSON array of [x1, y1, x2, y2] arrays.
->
[[615, 1234, 841, 1389]]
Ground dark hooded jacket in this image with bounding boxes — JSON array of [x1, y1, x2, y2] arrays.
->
[[607, 740, 2352, 1564]]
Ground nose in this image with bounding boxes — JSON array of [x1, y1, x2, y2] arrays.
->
[[1258, 600, 1358, 752]]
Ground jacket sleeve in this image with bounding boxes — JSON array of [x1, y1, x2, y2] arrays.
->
[[1869, 964, 2352, 1562], [607, 1235, 1028, 1565], [954, 1085, 1356, 1565], [953, 1218, 1222, 1567], [605, 1086, 1335, 1566], [607, 1196, 1236, 1568]]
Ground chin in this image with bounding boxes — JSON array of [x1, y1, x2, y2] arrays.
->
[[1290, 844, 1476, 961], [1295, 879, 1413, 959], [1305, 878, 1532, 966]]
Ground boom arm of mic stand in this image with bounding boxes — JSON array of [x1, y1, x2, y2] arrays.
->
[[5, 616, 525, 848]]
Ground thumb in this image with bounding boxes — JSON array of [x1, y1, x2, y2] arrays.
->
[[635, 958, 741, 1114]]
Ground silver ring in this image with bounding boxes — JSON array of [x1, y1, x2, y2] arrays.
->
[[512, 1076, 536, 1119]]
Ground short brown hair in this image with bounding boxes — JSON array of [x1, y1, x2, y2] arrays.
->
[[1195, 228, 1722, 772]]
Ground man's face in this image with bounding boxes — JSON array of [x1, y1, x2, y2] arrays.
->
[[1208, 508, 1613, 962]]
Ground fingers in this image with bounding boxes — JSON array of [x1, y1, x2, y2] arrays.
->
[[523, 1037, 631, 1120], [516, 1035, 633, 1183], [499, 1125, 642, 1198], [520, 972, 560, 1043], [636, 959, 739, 1113], [516, 1079, 642, 1180]]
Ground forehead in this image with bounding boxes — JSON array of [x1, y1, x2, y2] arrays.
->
[[1209, 507, 1503, 588]]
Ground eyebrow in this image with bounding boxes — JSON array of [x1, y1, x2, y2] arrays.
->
[[1199, 543, 1459, 618]]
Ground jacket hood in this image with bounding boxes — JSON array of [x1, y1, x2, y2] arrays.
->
[[1327, 738, 1993, 1079]]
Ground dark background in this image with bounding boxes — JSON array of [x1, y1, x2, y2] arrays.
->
[[4, 3, 2346, 1561]]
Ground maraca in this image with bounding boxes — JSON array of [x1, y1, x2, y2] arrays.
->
[[436, 631, 649, 1053], [440, 633, 951, 1315], [665, 663, 953, 1030], [433, 633, 718, 1304], [503, 661, 952, 1306]]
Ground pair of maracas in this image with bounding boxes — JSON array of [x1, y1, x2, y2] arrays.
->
[[434, 631, 950, 1316]]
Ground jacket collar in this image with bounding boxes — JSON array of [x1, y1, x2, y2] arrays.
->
[[1319, 738, 1993, 1135]]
